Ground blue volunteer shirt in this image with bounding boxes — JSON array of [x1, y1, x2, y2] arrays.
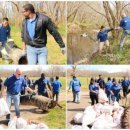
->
[[105, 80, 113, 95], [122, 80, 129, 88], [27, 17, 36, 40], [0, 24, 10, 44], [34, 78, 50, 93], [51, 80, 62, 92], [4, 74, 27, 95], [69, 78, 81, 92], [111, 84, 121, 97], [120, 17, 130, 30], [89, 83, 99, 95], [97, 29, 113, 42]]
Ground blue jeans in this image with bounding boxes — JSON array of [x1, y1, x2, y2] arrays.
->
[[111, 95, 119, 102], [106, 92, 111, 103], [6, 92, 20, 120], [73, 91, 80, 102], [26, 45, 48, 65], [119, 30, 130, 48]]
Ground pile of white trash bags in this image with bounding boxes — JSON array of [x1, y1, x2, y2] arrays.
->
[[0, 98, 49, 129], [72, 89, 124, 129]]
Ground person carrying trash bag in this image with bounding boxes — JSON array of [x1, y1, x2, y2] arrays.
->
[[68, 75, 81, 104], [21, 4, 66, 65], [97, 26, 114, 53], [89, 78, 99, 105], [110, 78, 121, 102], [118, 13, 130, 49], [1, 68, 36, 122]]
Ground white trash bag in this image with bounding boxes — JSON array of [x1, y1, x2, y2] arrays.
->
[[82, 106, 96, 127], [98, 89, 108, 103], [8, 116, 17, 129], [71, 125, 90, 129], [73, 113, 83, 124], [16, 117, 27, 129], [36, 123, 49, 129], [0, 98, 10, 118], [0, 125, 4, 129]]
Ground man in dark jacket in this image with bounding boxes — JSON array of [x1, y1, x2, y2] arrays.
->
[[97, 75, 106, 90], [21, 4, 65, 64]]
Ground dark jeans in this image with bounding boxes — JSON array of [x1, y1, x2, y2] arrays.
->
[[90, 94, 98, 105], [38, 91, 47, 97], [123, 87, 128, 97], [53, 91, 59, 102]]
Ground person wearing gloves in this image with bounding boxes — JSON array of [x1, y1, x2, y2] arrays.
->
[[21, 4, 65, 65], [118, 13, 130, 49], [1, 68, 36, 121], [68, 75, 81, 104], [89, 78, 99, 105], [97, 26, 113, 53], [111, 78, 121, 102]]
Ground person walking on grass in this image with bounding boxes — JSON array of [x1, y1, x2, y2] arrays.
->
[[97, 26, 113, 53], [118, 13, 130, 49], [21, 4, 65, 65], [89, 78, 99, 105], [51, 76, 62, 103], [68, 75, 81, 104], [111, 78, 121, 102], [1, 68, 35, 121]]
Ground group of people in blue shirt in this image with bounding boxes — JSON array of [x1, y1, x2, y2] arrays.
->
[[97, 13, 130, 52], [1, 69, 62, 121], [68, 74, 130, 106], [89, 75, 130, 105]]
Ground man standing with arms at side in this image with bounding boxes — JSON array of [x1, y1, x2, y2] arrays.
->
[[1, 68, 35, 121], [21, 4, 65, 64]]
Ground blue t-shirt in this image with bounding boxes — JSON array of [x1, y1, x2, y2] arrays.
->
[[27, 17, 36, 40], [34, 78, 50, 93], [4, 74, 27, 95], [105, 80, 113, 94], [0, 24, 10, 44], [51, 80, 62, 92], [70, 78, 81, 92], [122, 80, 129, 88], [120, 17, 130, 30], [111, 84, 121, 96], [89, 83, 99, 95], [97, 29, 112, 42]]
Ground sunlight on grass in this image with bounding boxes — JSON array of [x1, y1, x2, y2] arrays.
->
[[39, 101, 66, 129]]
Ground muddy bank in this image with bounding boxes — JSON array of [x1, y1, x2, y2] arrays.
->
[[67, 31, 98, 64]]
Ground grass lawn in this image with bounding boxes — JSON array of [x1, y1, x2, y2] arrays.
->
[[39, 101, 66, 129], [90, 35, 130, 64], [0, 24, 66, 64]]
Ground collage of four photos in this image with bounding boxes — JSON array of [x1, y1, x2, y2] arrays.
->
[[0, 1, 129, 129]]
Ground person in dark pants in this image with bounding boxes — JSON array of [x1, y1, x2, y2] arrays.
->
[[97, 75, 106, 90], [105, 77, 113, 103], [111, 79, 121, 102], [51, 76, 62, 102], [34, 73, 52, 97], [1, 69, 35, 121], [21, 4, 65, 65], [68, 75, 81, 104], [89, 78, 99, 105], [121, 77, 129, 98]]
